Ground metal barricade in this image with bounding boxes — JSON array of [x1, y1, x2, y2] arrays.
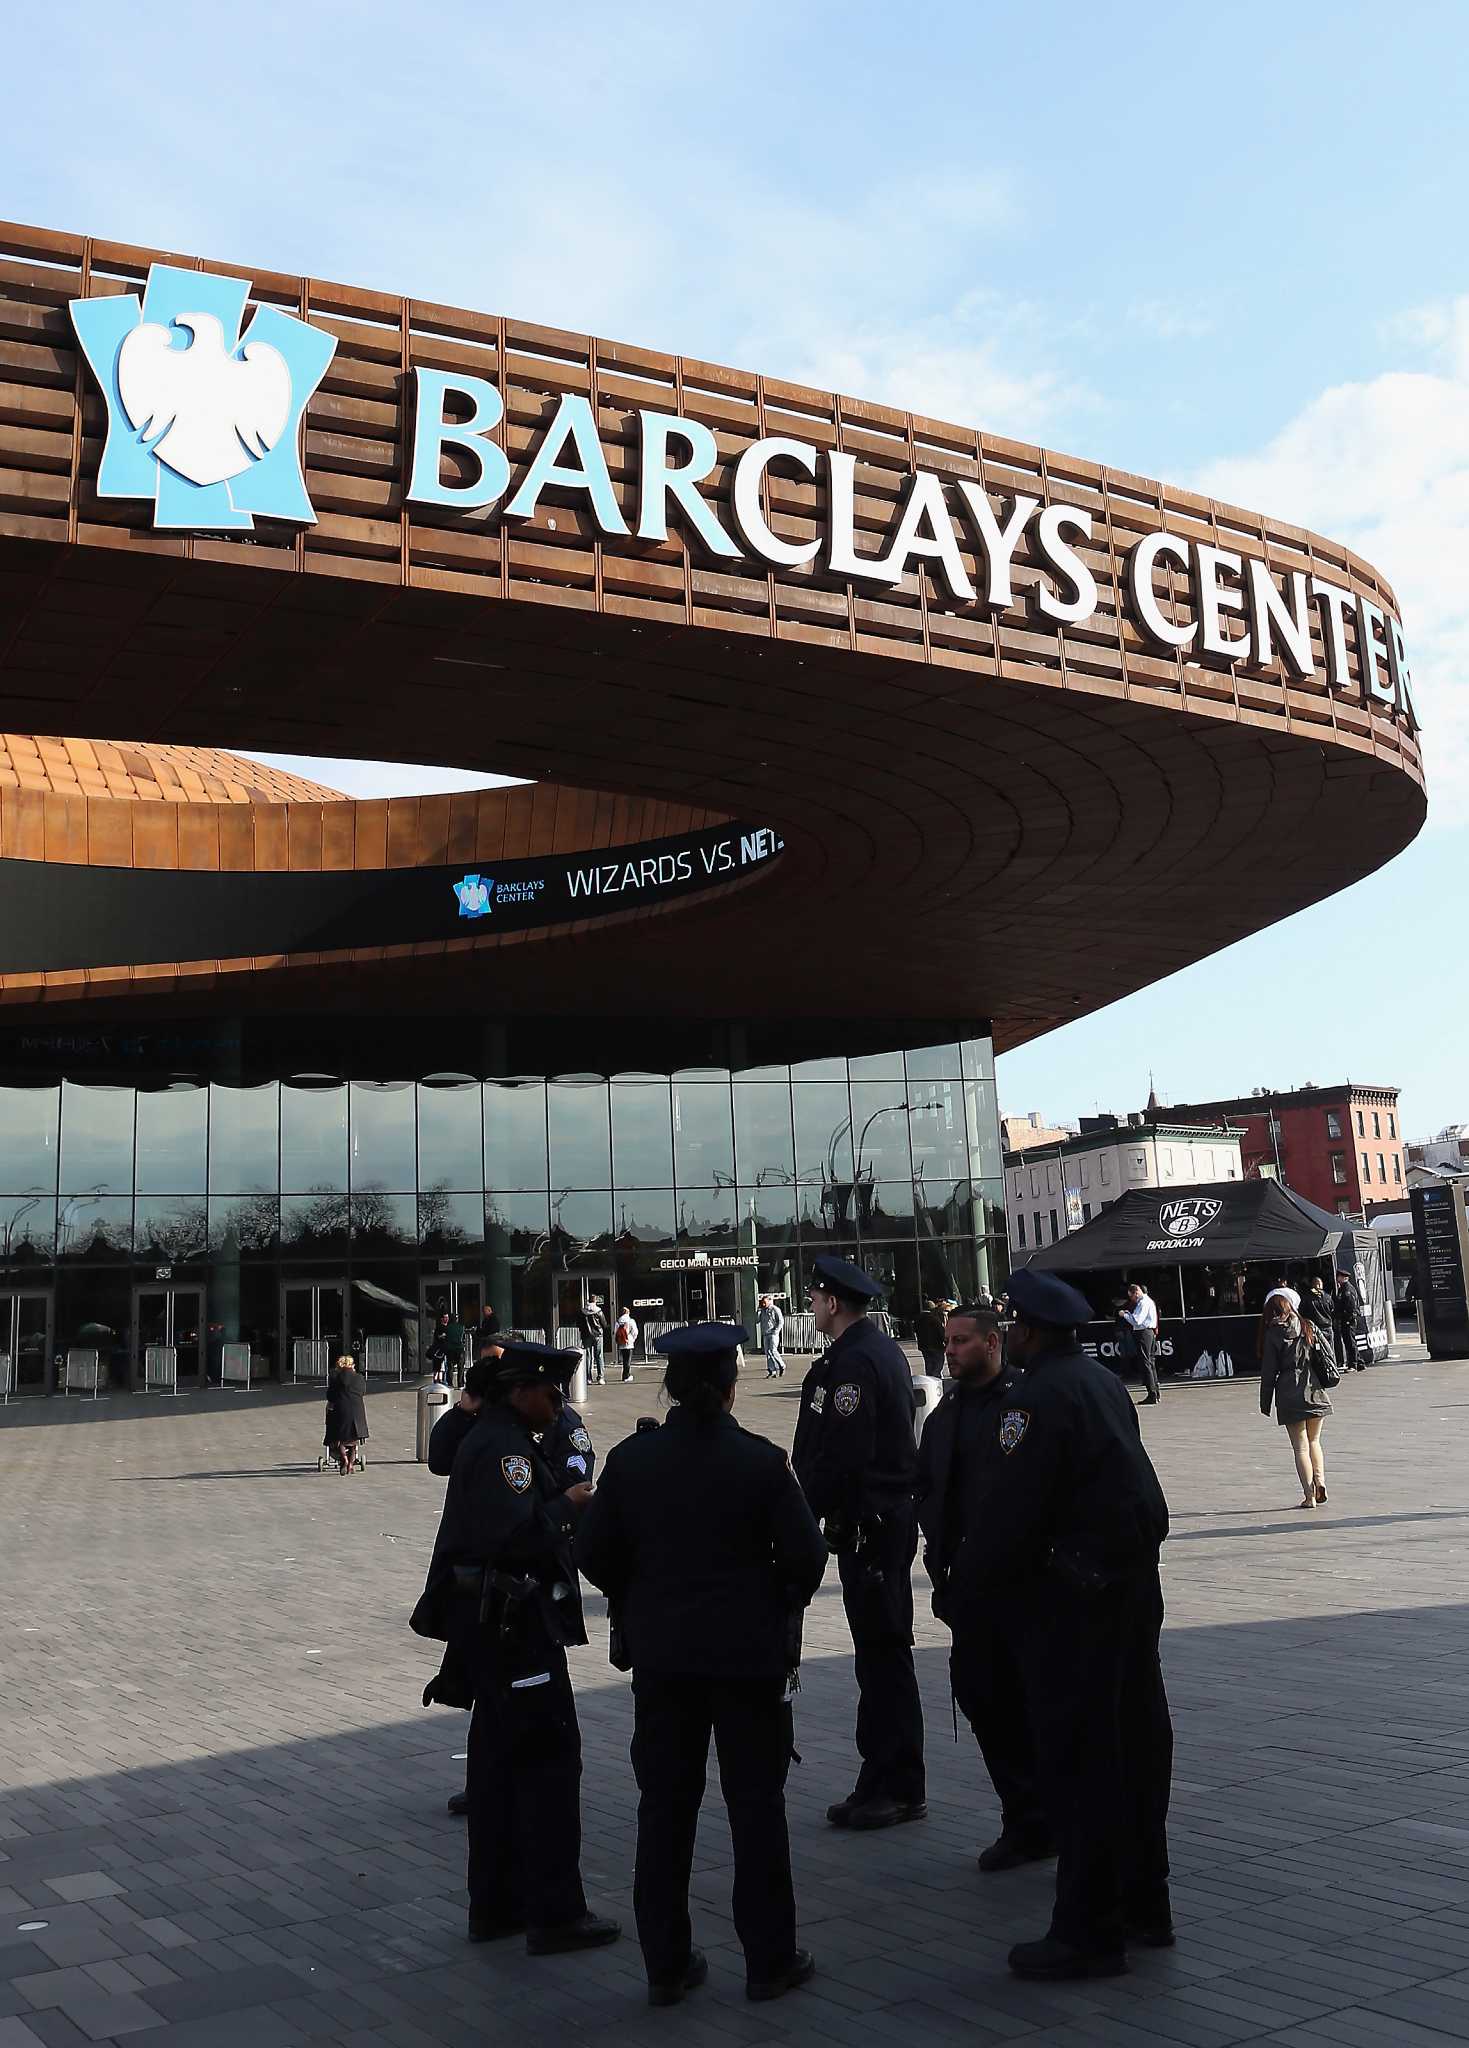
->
[[291, 1339, 330, 1383], [364, 1335, 403, 1380], [220, 1343, 254, 1388], [0, 1353, 11, 1403], [64, 1348, 100, 1397], [143, 1345, 178, 1394]]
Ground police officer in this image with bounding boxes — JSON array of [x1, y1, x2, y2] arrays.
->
[[430, 1343, 598, 1818], [792, 1253, 925, 1830], [917, 1303, 1049, 1873], [578, 1324, 827, 2006], [411, 1340, 620, 1954], [951, 1270, 1173, 1981]]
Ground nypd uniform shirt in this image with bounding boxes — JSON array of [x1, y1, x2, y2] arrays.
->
[[540, 1405, 597, 1489], [792, 1316, 918, 1526]]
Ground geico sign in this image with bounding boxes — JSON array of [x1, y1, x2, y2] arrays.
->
[[408, 373, 1418, 730]]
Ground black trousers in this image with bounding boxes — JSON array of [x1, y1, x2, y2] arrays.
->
[[838, 1506, 925, 1805], [1134, 1330, 1160, 1399], [466, 1644, 587, 1931], [630, 1672, 797, 1984], [1336, 1322, 1357, 1371], [1009, 1568, 1172, 1953], [949, 1622, 1045, 1842]]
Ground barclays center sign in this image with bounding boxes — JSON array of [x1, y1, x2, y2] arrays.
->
[[70, 264, 1417, 729]]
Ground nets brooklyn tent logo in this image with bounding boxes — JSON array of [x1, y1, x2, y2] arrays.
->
[[1158, 1197, 1223, 1238], [70, 263, 336, 530]]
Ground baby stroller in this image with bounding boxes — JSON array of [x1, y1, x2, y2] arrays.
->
[[319, 1358, 369, 1474]]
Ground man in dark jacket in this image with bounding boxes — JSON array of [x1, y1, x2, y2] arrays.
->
[[917, 1305, 1048, 1873], [412, 1341, 619, 1955], [792, 1253, 924, 1830], [1334, 1270, 1364, 1370], [953, 1269, 1173, 1982], [577, 1323, 828, 2004]]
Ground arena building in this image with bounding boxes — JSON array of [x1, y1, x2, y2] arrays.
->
[[0, 220, 1427, 1392]]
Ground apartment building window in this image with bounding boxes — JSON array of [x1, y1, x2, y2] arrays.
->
[[1330, 1152, 1346, 1185], [1326, 1110, 1342, 1139], [1337, 1199, 1351, 1216], [1392, 1156, 1402, 1184], [1389, 1113, 1397, 1139], [1082, 1201, 1093, 1221], [1029, 1167, 1039, 1197], [1033, 1211, 1043, 1245], [1377, 1153, 1386, 1183], [1016, 1211, 1026, 1248], [1046, 1163, 1058, 1194], [1372, 1110, 1381, 1139], [1079, 1158, 1090, 1189], [1132, 1150, 1146, 1176], [1050, 1208, 1060, 1239], [1361, 1150, 1371, 1181], [1356, 1110, 1365, 1136], [1100, 1155, 1111, 1184]]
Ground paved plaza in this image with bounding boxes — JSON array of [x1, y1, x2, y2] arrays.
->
[[5, 1350, 1469, 2046]]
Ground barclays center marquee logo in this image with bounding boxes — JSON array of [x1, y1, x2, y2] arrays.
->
[[69, 264, 336, 530], [454, 874, 493, 919]]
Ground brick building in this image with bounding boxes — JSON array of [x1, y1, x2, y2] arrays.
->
[[1159, 1084, 1403, 1217]]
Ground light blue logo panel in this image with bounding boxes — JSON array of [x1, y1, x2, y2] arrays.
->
[[454, 874, 494, 919], [70, 263, 337, 531]]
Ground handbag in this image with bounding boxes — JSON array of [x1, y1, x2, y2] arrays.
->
[[1306, 1324, 1341, 1389]]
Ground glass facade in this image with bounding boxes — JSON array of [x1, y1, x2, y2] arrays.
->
[[0, 1031, 1004, 1393]]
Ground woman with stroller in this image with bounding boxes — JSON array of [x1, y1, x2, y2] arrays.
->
[[324, 1353, 369, 1474], [1258, 1288, 1332, 1509]]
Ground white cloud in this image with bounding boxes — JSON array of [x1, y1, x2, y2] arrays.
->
[[1127, 297, 1215, 342], [1197, 301, 1469, 825]]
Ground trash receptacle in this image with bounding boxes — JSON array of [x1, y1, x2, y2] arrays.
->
[[417, 1380, 451, 1463]]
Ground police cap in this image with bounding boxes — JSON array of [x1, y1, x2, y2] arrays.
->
[[652, 1320, 750, 1357], [808, 1253, 884, 1303], [1004, 1268, 1094, 1330], [493, 1340, 576, 1390]]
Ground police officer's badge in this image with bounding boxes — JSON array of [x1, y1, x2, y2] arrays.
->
[[833, 1383, 861, 1417], [571, 1427, 592, 1453], [501, 1454, 533, 1493], [999, 1409, 1030, 1454], [810, 1386, 826, 1414]]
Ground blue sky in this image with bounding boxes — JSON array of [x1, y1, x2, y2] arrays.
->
[[5, 2, 1466, 1132]]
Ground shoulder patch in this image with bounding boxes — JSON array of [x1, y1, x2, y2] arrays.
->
[[833, 1382, 861, 1418], [810, 1385, 826, 1415], [999, 1409, 1030, 1454], [571, 1426, 592, 1453], [501, 1453, 533, 1493]]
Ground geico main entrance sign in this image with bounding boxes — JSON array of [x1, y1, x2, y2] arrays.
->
[[70, 265, 1417, 730]]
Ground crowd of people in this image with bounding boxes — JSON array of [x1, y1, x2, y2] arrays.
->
[[410, 1254, 1177, 2004]]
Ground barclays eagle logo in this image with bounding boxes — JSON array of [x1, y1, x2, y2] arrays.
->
[[454, 874, 493, 919], [70, 263, 336, 530]]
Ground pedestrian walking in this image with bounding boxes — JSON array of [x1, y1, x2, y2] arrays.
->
[[614, 1307, 638, 1380], [914, 1299, 947, 1377], [1119, 1281, 1161, 1402], [1258, 1288, 1333, 1507], [757, 1294, 786, 1377], [410, 1341, 619, 1955], [1334, 1269, 1365, 1371], [323, 1353, 368, 1473], [951, 1268, 1173, 1981], [577, 1323, 827, 2007], [917, 1305, 1049, 1873], [578, 1296, 607, 1384], [427, 1309, 451, 1383], [792, 1252, 926, 1831]]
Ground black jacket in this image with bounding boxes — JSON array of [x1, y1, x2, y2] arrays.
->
[[576, 1406, 827, 1678], [1334, 1280, 1361, 1335], [427, 1401, 477, 1476], [413, 1401, 585, 1654], [1302, 1289, 1335, 1337], [949, 1343, 1169, 1614], [428, 1401, 595, 1486], [792, 1316, 917, 1530], [323, 1368, 368, 1446], [915, 1370, 1018, 1589]]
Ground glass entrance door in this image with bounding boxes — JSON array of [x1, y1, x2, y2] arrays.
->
[[132, 1285, 205, 1389], [281, 1279, 346, 1382], [3, 1290, 52, 1396], [554, 1272, 615, 1373]]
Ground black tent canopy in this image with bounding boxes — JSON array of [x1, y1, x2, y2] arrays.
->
[[1023, 1179, 1348, 1272]]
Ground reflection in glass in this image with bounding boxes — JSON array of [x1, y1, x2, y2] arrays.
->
[[904, 1043, 963, 1082], [350, 1082, 416, 1192], [548, 1081, 611, 1188], [848, 1083, 916, 1183], [279, 1193, 350, 1259], [673, 1082, 734, 1188], [859, 1179, 916, 1234], [917, 1177, 976, 1238], [739, 1183, 798, 1242], [418, 1082, 482, 1192], [485, 1083, 548, 1190], [907, 1080, 969, 1180], [963, 1081, 1002, 1179], [57, 1194, 133, 1259], [677, 1185, 736, 1244], [486, 1190, 550, 1255], [790, 1057, 847, 1083], [0, 1086, 59, 1193], [281, 1084, 347, 1193], [60, 1084, 134, 1194], [553, 1189, 614, 1248], [847, 1051, 905, 1081], [612, 1080, 674, 1187], [792, 1083, 852, 1192], [350, 1191, 417, 1253], [209, 1083, 279, 1195], [135, 1088, 208, 1196], [0, 1193, 56, 1263], [418, 1191, 485, 1255], [134, 1196, 208, 1262], [732, 1082, 795, 1188], [960, 1037, 995, 1081], [614, 1190, 677, 1245], [207, 1196, 280, 1257]]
